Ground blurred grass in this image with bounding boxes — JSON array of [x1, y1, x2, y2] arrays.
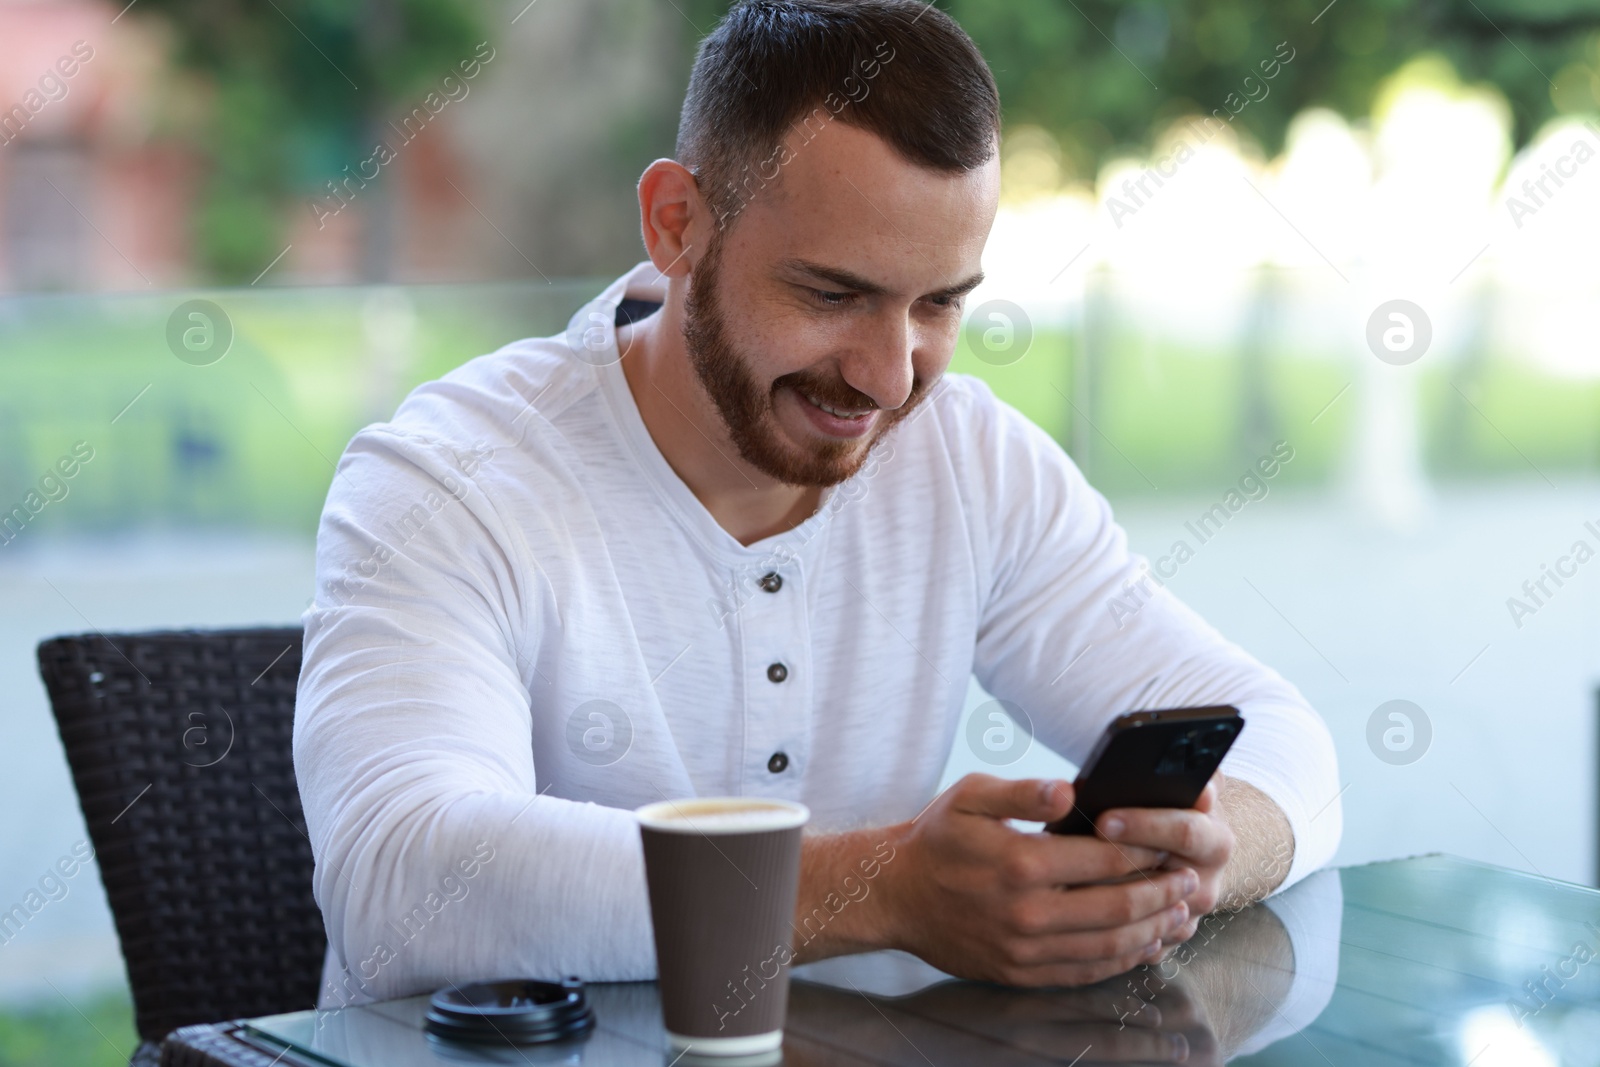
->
[[0, 280, 1596, 547], [0, 282, 584, 538], [949, 317, 1600, 496], [950, 323, 1354, 493], [0, 984, 137, 1067], [1422, 360, 1600, 478]]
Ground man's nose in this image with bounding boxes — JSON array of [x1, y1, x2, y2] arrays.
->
[[841, 310, 916, 411]]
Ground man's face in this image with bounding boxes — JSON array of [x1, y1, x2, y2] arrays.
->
[[681, 119, 1000, 487]]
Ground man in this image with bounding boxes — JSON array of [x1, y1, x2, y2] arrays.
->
[[296, 0, 1341, 1010]]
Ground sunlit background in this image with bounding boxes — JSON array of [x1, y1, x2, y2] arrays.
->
[[3, 0, 1600, 1062]]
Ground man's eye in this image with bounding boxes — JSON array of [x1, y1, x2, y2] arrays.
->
[[810, 289, 856, 307]]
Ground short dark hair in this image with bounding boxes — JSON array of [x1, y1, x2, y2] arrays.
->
[[676, 0, 1000, 233]]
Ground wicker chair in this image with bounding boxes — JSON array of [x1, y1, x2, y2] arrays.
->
[[36, 627, 326, 1067]]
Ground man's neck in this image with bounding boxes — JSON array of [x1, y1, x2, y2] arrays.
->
[[617, 308, 822, 547]]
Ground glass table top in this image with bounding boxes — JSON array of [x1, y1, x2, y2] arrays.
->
[[239, 854, 1600, 1065]]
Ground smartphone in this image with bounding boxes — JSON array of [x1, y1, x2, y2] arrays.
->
[[1044, 705, 1244, 836]]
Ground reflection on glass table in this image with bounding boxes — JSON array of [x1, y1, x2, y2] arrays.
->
[[231, 855, 1600, 1066]]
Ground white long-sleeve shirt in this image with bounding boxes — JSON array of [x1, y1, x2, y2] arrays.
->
[[296, 260, 1342, 1009]]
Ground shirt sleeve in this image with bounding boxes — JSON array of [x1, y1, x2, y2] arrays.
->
[[955, 378, 1342, 893], [293, 423, 656, 1005]]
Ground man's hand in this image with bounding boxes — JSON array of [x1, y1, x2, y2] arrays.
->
[[1096, 773, 1297, 943], [874, 773, 1200, 987], [1096, 775, 1235, 948]]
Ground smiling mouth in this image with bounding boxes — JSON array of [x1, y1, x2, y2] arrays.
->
[[800, 390, 875, 420]]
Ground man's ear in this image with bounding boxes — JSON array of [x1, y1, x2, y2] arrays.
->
[[636, 159, 715, 279]]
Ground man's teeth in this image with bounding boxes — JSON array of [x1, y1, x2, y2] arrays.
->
[[803, 393, 870, 419]]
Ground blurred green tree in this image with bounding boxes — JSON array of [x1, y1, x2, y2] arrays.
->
[[672, 0, 1599, 178], [137, 0, 1600, 282], [132, 0, 486, 283], [936, 0, 1600, 180]]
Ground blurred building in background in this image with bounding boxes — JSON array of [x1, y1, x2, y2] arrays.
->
[[0, 1, 190, 289], [0, 0, 687, 291]]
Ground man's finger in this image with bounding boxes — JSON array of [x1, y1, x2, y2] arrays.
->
[[1160, 914, 1202, 948], [1019, 897, 1190, 955], [1007, 869, 1196, 936], [1098, 806, 1230, 866], [1022, 834, 1169, 886]]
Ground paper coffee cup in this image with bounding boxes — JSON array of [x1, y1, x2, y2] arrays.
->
[[636, 797, 809, 1056]]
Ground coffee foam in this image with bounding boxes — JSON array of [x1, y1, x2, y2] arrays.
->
[[636, 797, 809, 835]]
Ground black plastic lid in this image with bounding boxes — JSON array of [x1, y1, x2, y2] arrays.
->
[[425, 978, 595, 1046]]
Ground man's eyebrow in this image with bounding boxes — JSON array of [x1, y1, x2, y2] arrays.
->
[[783, 257, 984, 300], [784, 258, 888, 295], [932, 270, 985, 298]]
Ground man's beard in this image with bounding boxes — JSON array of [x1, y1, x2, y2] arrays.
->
[[680, 241, 934, 487]]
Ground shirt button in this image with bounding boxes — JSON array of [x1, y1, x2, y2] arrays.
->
[[759, 572, 783, 593], [767, 752, 789, 773], [766, 662, 788, 683]]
